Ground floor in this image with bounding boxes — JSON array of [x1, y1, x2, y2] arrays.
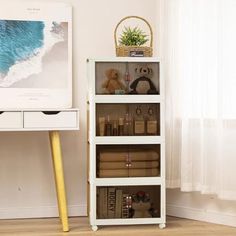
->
[[0, 216, 236, 236]]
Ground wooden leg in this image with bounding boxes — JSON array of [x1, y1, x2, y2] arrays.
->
[[49, 131, 69, 232]]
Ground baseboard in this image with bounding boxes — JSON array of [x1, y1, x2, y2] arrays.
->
[[0, 204, 87, 220], [2, 203, 236, 227], [167, 204, 236, 227]]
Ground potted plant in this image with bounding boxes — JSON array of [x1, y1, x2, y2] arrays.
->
[[119, 26, 149, 46], [114, 16, 153, 57]]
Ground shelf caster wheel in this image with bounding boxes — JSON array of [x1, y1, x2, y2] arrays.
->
[[159, 223, 166, 229], [92, 225, 98, 231]]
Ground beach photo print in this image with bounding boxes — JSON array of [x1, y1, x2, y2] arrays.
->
[[0, 3, 72, 109], [0, 20, 68, 88]]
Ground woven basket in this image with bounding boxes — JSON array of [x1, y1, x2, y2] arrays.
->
[[114, 16, 153, 57]]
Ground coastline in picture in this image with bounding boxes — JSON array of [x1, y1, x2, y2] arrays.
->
[[0, 20, 69, 88]]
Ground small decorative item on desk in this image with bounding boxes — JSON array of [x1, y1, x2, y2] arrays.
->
[[102, 68, 126, 94], [114, 16, 153, 57]]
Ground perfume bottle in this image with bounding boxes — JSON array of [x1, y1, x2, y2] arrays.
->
[[98, 117, 105, 136], [134, 106, 145, 135], [118, 117, 124, 136], [146, 107, 157, 135], [113, 120, 118, 136], [124, 113, 133, 136], [105, 115, 113, 136]]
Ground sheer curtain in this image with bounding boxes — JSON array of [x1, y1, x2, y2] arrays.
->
[[161, 0, 236, 200]]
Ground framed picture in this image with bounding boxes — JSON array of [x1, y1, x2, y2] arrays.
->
[[0, 2, 72, 109]]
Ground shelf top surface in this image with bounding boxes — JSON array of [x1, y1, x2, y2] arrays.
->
[[87, 57, 160, 63], [89, 95, 162, 104], [0, 108, 79, 112]]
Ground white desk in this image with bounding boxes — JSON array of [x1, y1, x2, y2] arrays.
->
[[0, 109, 79, 232]]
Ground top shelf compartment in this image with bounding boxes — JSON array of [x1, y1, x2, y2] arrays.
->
[[94, 61, 160, 96]]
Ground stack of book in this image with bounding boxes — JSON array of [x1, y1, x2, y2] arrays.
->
[[97, 149, 160, 178], [97, 187, 131, 219]]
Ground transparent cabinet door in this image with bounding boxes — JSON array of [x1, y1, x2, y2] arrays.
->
[[96, 103, 160, 136], [96, 145, 161, 178], [95, 62, 160, 95], [97, 185, 161, 219]]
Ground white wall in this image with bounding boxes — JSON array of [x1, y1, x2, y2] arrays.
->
[[1, 0, 236, 228], [0, 0, 159, 219], [166, 189, 236, 227]]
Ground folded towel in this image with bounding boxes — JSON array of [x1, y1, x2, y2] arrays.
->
[[99, 169, 128, 177], [99, 150, 159, 162], [129, 151, 159, 161], [98, 161, 159, 170], [129, 168, 159, 177], [98, 168, 159, 178]]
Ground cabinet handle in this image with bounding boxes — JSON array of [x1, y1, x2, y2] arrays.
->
[[126, 162, 132, 167], [125, 195, 132, 208]]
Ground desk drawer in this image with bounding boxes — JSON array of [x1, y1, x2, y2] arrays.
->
[[0, 112, 23, 129], [24, 111, 77, 129]]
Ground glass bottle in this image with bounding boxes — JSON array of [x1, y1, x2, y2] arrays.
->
[[124, 113, 133, 136], [98, 116, 105, 136], [118, 117, 124, 136], [105, 115, 113, 136], [146, 107, 157, 135], [113, 120, 118, 136], [134, 106, 145, 135]]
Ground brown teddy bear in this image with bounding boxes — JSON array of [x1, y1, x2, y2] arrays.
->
[[102, 68, 125, 94]]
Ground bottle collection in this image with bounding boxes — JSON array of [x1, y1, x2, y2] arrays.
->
[[98, 105, 159, 136]]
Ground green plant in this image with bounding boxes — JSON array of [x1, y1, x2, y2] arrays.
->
[[119, 26, 148, 46]]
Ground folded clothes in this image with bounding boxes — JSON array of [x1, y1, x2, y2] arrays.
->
[[99, 161, 159, 170], [129, 168, 159, 177], [99, 169, 128, 177], [99, 150, 159, 162], [98, 168, 159, 178], [129, 151, 159, 161]]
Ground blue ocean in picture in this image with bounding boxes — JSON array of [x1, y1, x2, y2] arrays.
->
[[0, 19, 65, 88], [0, 20, 44, 75]]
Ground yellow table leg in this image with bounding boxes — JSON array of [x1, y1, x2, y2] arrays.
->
[[49, 131, 69, 232]]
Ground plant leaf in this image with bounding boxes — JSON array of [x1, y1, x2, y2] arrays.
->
[[118, 25, 149, 46]]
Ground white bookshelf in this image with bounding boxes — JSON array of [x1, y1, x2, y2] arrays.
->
[[88, 58, 165, 231]]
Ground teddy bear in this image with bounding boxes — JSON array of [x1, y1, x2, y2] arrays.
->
[[102, 68, 126, 94], [129, 65, 158, 94], [131, 191, 152, 218]]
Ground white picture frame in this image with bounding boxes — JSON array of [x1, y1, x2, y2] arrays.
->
[[0, 2, 72, 109]]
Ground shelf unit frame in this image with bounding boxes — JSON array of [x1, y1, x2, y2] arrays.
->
[[87, 58, 165, 231]]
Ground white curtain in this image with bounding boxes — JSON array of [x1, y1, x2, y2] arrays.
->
[[162, 0, 236, 200]]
